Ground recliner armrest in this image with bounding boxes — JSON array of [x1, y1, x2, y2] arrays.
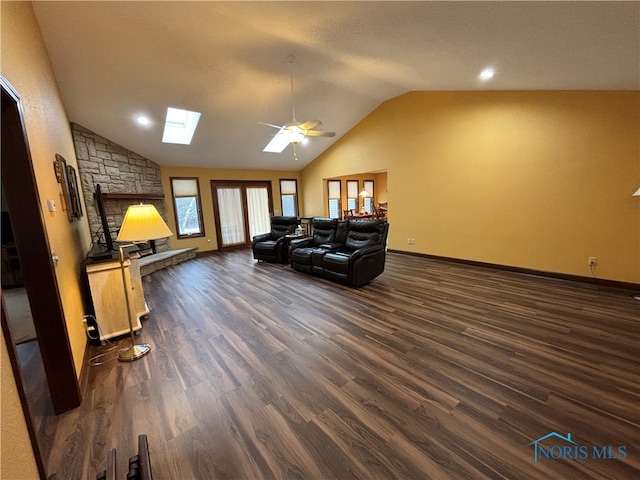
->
[[318, 242, 344, 252], [290, 237, 313, 249], [348, 244, 384, 261], [252, 232, 272, 245]]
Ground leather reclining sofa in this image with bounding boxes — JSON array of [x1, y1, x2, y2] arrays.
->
[[290, 217, 389, 287]]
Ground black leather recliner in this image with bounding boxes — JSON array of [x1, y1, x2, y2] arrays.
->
[[251, 216, 298, 263], [291, 218, 389, 287]]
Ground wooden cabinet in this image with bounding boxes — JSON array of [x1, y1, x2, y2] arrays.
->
[[86, 255, 148, 342]]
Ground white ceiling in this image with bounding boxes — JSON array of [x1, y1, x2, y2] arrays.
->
[[32, 1, 639, 171]]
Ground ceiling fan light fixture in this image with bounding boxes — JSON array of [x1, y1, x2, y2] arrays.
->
[[288, 127, 305, 144]]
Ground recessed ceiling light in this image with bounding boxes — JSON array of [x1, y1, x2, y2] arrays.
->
[[162, 107, 201, 145], [136, 115, 150, 125], [479, 67, 495, 81]]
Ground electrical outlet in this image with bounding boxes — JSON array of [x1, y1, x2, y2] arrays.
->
[[407, 238, 411, 245], [588, 257, 597, 266]]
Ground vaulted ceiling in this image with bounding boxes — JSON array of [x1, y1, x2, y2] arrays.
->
[[32, 1, 639, 171]]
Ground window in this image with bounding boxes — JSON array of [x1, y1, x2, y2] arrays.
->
[[327, 180, 341, 219], [362, 180, 374, 213], [346, 180, 358, 211], [280, 179, 298, 217], [170, 177, 205, 238]]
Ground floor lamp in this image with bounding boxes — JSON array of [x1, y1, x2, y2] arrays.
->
[[116, 204, 173, 361]]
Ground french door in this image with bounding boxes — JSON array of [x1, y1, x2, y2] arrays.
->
[[211, 180, 273, 249]]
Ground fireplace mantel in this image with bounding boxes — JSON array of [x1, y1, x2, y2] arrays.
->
[[99, 193, 164, 201]]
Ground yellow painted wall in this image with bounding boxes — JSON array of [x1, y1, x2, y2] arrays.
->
[[1, 333, 40, 480], [302, 91, 640, 283], [1, 2, 93, 474], [2, 0, 91, 377], [160, 166, 300, 251]]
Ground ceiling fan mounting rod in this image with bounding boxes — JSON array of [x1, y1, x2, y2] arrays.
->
[[288, 54, 297, 123]]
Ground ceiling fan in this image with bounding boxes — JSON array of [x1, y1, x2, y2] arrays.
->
[[262, 55, 335, 160]]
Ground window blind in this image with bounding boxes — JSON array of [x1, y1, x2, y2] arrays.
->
[[347, 180, 358, 197], [172, 178, 198, 197], [328, 180, 341, 199], [280, 179, 297, 195]]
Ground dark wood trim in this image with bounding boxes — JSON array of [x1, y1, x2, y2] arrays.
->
[[1, 294, 47, 479], [279, 178, 299, 217], [78, 337, 92, 398], [346, 179, 358, 212], [1, 74, 81, 414], [388, 249, 640, 292], [168, 176, 206, 239], [100, 193, 164, 200], [210, 180, 274, 250], [327, 179, 341, 218]]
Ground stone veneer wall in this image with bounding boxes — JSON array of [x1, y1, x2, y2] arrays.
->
[[71, 123, 169, 252]]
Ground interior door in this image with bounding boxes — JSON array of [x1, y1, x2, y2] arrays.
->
[[211, 181, 273, 249]]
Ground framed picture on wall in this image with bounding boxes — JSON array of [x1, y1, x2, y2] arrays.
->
[[67, 164, 83, 219], [53, 154, 82, 222]]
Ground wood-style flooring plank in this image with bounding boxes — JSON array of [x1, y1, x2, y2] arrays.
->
[[43, 250, 639, 479]]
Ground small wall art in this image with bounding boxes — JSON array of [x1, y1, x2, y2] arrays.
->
[[53, 154, 83, 221]]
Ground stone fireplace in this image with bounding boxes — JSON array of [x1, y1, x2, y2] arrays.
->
[[71, 123, 170, 253]]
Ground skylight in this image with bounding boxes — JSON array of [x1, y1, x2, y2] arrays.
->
[[263, 128, 291, 153], [162, 107, 201, 145], [263, 127, 308, 153]]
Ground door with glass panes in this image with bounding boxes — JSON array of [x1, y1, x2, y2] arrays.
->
[[211, 180, 273, 249]]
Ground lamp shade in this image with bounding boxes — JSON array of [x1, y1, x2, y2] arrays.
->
[[359, 189, 369, 197], [633, 187, 640, 196], [117, 204, 173, 242]]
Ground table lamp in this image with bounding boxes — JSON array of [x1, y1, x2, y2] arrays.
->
[[116, 204, 173, 361]]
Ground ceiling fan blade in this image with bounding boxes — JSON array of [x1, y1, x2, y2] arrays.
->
[[306, 130, 336, 138], [300, 119, 322, 130], [260, 121, 284, 130]]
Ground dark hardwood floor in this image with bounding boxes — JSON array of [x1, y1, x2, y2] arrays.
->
[[45, 250, 639, 479]]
